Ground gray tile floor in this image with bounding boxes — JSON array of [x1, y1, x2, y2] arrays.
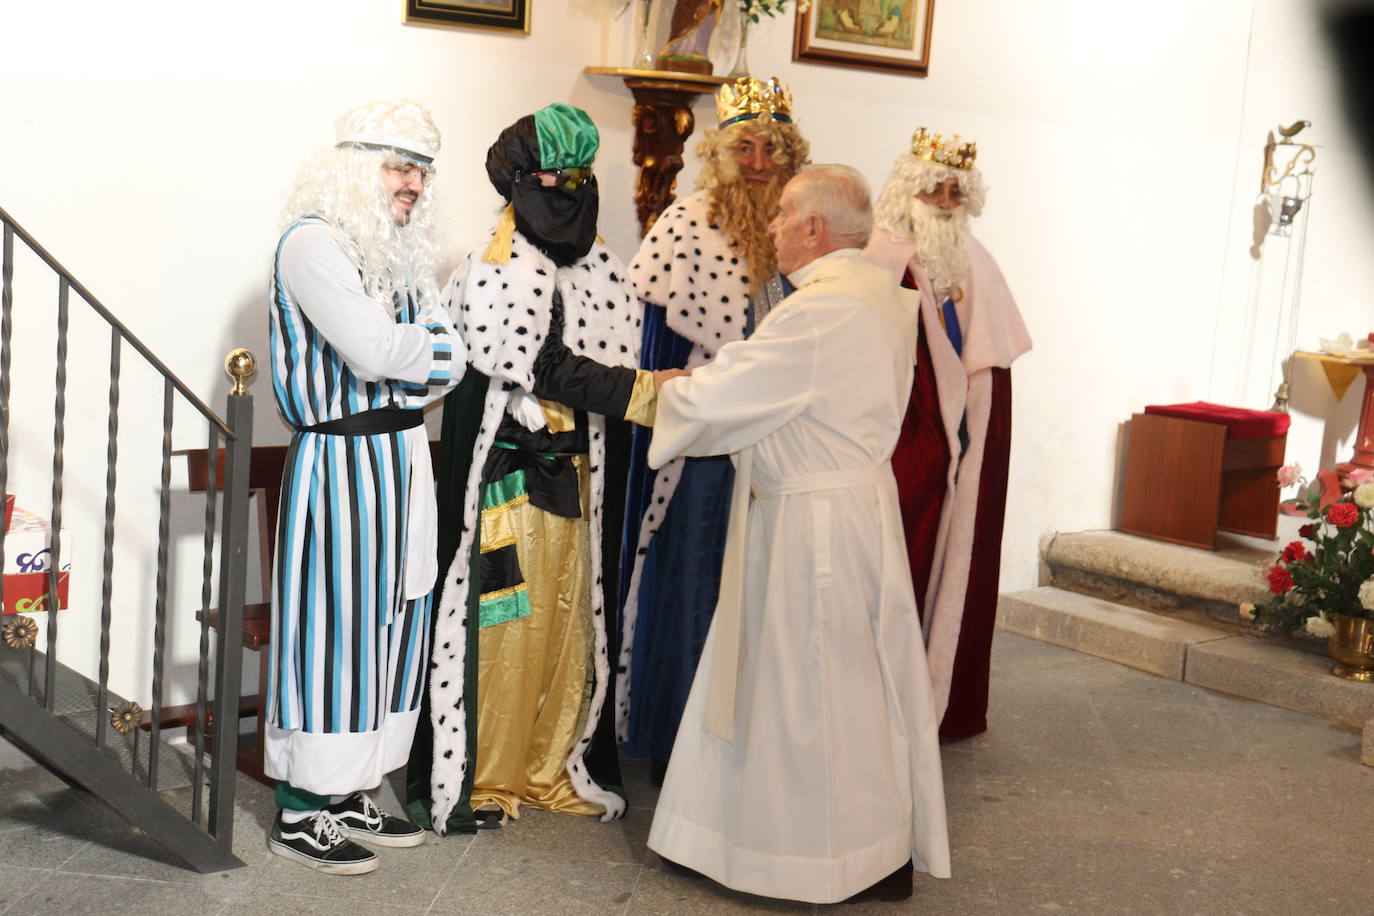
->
[[2, 630, 1372, 914]]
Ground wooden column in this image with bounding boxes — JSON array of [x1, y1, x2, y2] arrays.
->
[[1341, 364, 1374, 473], [586, 67, 727, 237]]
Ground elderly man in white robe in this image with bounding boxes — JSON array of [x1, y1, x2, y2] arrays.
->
[[646, 164, 950, 904]]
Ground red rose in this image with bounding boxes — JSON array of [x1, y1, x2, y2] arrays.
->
[[1298, 523, 1318, 540], [1281, 541, 1313, 564], [1265, 564, 1294, 594], [1327, 501, 1360, 528]]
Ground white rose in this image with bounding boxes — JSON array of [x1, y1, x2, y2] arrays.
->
[[1305, 615, 1337, 638], [1354, 483, 1374, 510], [1360, 578, 1374, 612]]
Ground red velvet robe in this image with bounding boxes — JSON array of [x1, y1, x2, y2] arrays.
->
[[868, 229, 1030, 741], [894, 305, 1013, 740]]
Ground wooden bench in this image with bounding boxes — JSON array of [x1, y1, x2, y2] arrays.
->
[[1119, 403, 1289, 551]]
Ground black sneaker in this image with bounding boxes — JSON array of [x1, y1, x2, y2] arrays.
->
[[268, 810, 378, 875], [325, 793, 426, 848]]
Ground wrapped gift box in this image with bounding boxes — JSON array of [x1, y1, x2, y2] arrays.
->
[[2, 507, 71, 614], [3, 571, 69, 614]]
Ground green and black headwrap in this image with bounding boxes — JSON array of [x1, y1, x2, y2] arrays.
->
[[486, 103, 601, 266], [533, 103, 599, 170]]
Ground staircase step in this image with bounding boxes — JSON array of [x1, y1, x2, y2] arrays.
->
[[998, 587, 1229, 679], [1042, 529, 1275, 626], [999, 586, 1374, 728], [0, 649, 196, 791], [1186, 637, 1374, 729]]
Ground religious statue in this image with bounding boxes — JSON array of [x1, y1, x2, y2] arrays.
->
[[658, 0, 723, 73]]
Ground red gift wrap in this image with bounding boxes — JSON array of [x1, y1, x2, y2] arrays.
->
[[2, 571, 69, 614], [1, 506, 71, 614]]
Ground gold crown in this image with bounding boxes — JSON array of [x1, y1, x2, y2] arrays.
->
[[716, 77, 794, 128], [910, 127, 977, 171]]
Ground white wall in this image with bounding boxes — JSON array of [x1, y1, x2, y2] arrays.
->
[[1, 0, 1372, 702], [738, 0, 1374, 593], [1210, 0, 1374, 466]]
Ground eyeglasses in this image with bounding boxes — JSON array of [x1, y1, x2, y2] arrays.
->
[[532, 167, 594, 190], [382, 161, 432, 183]]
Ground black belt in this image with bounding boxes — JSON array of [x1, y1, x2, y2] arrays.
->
[[297, 406, 423, 436]]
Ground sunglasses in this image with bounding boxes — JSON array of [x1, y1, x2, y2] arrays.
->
[[523, 167, 594, 190]]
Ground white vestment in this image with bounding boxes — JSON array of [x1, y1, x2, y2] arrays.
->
[[645, 251, 951, 903]]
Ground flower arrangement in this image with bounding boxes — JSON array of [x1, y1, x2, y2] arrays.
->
[[1246, 464, 1374, 635]]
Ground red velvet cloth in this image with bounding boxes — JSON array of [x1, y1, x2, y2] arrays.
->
[[943, 366, 1011, 741], [1143, 401, 1290, 439], [894, 315, 950, 618]]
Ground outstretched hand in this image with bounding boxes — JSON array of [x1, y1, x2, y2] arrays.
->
[[653, 368, 691, 391]]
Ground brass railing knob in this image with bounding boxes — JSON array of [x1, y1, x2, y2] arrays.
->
[[225, 349, 257, 396]]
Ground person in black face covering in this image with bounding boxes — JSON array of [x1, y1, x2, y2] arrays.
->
[[406, 103, 686, 837], [485, 108, 601, 266]]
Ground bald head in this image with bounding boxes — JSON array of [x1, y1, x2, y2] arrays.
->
[[768, 164, 874, 276]]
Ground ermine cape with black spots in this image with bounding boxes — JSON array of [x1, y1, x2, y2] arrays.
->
[[630, 189, 751, 369], [420, 229, 641, 833]]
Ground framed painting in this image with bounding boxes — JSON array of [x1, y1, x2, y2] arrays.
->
[[403, 0, 530, 34], [792, 0, 935, 76]]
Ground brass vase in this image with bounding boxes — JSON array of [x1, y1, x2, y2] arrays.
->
[[1327, 614, 1374, 681]]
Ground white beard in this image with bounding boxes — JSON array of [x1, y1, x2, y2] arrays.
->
[[908, 202, 971, 300]]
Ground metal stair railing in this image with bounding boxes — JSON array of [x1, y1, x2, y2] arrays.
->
[[0, 204, 252, 873]]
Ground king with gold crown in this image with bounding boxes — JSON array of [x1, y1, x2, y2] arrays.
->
[[618, 76, 810, 781], [865, 127, 1033, 746]]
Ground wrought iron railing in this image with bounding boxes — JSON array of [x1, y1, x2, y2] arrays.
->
[[0, 204, 251, 873]]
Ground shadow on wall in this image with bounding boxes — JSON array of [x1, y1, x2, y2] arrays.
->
[[1324, 6, 1374, 202], [1287, 355, 1363, 469], [1111, 418, 1130, 529]]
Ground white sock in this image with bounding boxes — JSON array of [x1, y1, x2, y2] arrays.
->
[[280, 808, 319, 824], [328, 795, 349, 805]]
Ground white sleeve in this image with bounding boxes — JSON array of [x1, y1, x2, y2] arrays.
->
[[279, 223, 448, 385], [648, 302, 816, 468]]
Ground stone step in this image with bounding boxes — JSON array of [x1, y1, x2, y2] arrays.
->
[[1040, 526, 1293, 627], [998, 587, 1230, 679], [998, 586, 1374, 729], [1186, 637, 1374, 729]]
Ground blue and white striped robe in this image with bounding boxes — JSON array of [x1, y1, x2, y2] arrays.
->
[[266, 217, 463, 794]]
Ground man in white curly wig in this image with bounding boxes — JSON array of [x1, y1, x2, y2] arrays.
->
[[866, 128, 1031, 745], [265, 99, 465, 875]]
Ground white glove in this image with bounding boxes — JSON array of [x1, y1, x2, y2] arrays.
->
[[507, 387, 547, 432]]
